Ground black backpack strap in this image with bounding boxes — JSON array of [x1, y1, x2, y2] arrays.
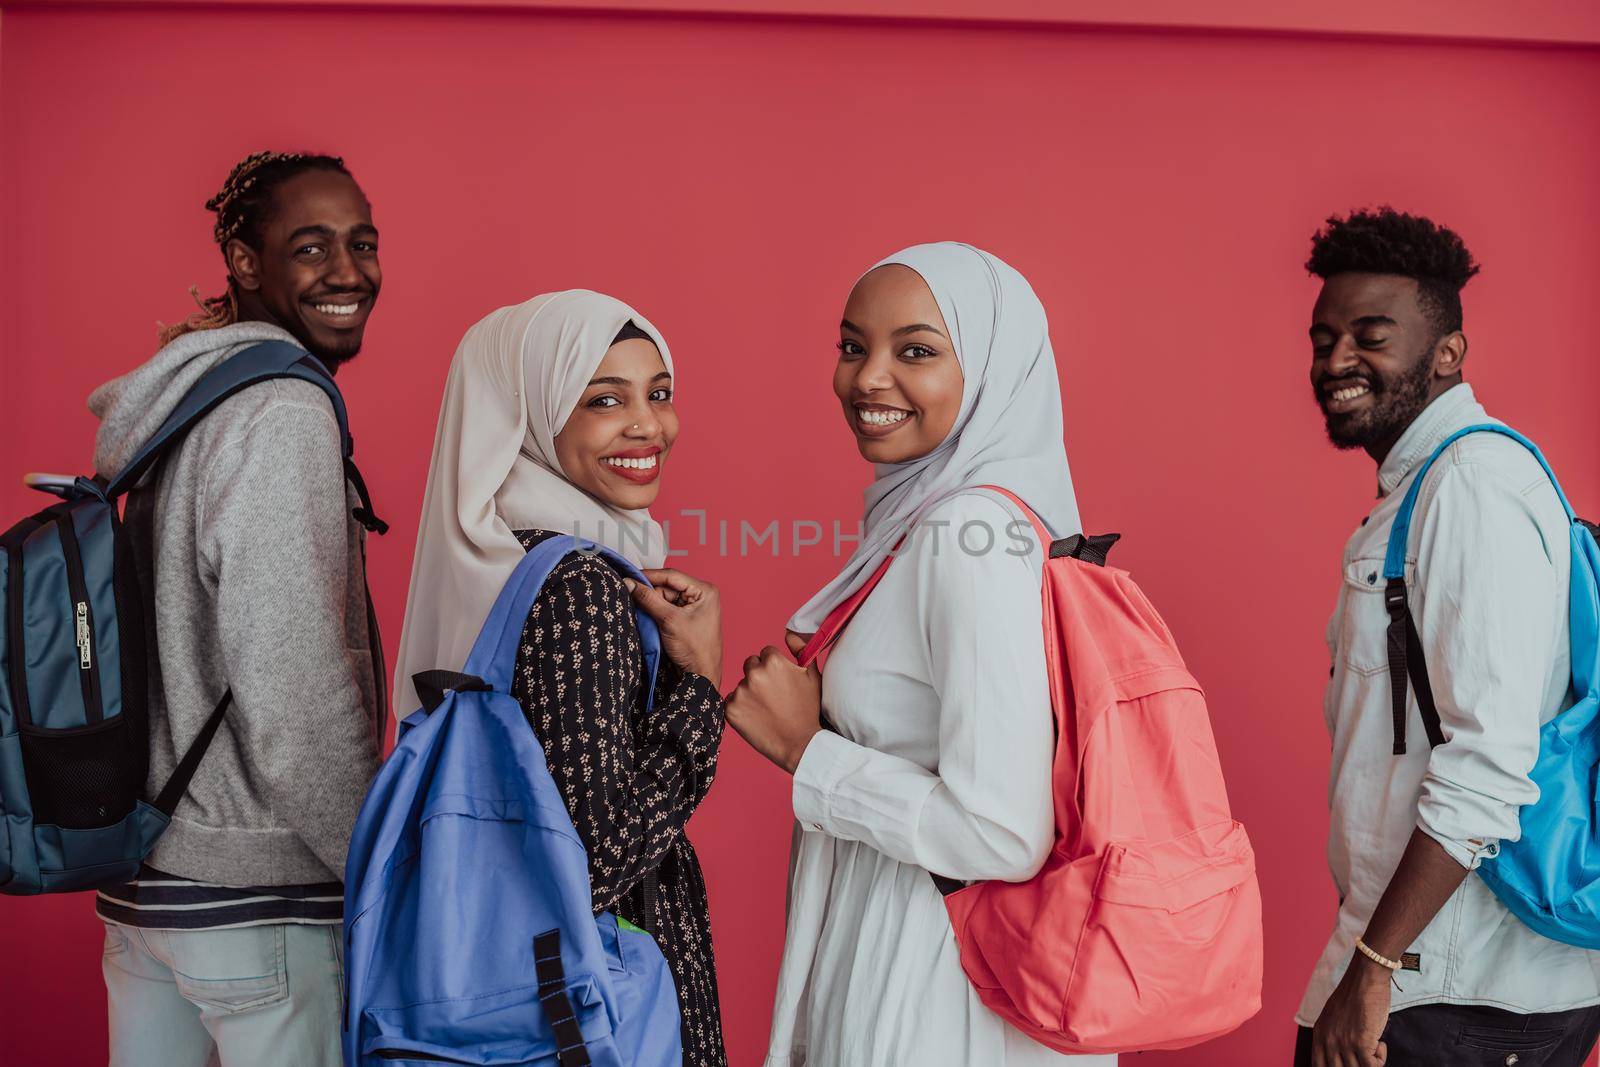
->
[[152, 689, 233, 817], [343, 457, 388, 536], [533, 930, 592, 1067], [105, 341, 386, 534], [1405, 596, 1446, 749], [1383, 577, 1446, 755]]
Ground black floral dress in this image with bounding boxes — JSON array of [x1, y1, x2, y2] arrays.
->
[[511, 530, 727, 1066]]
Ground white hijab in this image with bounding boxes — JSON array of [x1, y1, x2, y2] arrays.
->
[[392, 290, 672, 717], [788, 242, 1081, 633]]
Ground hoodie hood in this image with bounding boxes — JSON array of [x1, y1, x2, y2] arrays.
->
[[90, 322, 304, 480]]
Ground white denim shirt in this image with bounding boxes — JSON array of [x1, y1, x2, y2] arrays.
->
[[1297, 384, 1600, 1026]]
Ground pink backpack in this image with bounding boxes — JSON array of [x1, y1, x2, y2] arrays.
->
[[798, 486, 1262, 1055]]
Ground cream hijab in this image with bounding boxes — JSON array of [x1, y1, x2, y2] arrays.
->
[[392, 290, 672, 717], [788, 242, 1081, 633]]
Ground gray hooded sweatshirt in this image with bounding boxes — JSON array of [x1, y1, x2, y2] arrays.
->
[[90, 322, 382, 885]]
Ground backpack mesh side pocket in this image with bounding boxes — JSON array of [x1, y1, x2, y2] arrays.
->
[[19, 718, 141, 829]]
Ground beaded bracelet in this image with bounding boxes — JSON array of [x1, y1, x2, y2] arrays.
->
[[1354, 938, 1402, 971]]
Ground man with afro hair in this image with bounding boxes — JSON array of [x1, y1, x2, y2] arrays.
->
[[1295, 207, 1600, 1066]]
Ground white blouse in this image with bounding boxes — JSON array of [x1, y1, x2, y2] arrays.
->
[[764, 492, 1116, 1067]]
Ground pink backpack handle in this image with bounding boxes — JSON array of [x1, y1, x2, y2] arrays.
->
[[793, 486, 1050, 668]]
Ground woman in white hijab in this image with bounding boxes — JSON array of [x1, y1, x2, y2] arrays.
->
[[393, 290, 728, 1066], [727, 244, 1113, 1065]]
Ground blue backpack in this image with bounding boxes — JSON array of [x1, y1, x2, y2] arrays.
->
[[0, 340, 386, 895], [1383, 423, 1600, 946], [343, 535, 682, 1067]]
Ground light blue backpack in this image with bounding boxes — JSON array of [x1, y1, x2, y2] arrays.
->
[[1383, 423, 1600, 947], [343, 536, 682, 1067]]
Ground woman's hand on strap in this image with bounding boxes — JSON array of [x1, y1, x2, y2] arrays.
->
[[625, 569, 723, 684], [726, 633, 823, 774]]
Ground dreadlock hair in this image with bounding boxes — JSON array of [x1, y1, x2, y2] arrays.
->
[[1306, 206, 1481, 341], [158, 151, 351, 345]]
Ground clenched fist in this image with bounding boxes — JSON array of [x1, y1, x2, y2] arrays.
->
[[726, 632, 824, 774]]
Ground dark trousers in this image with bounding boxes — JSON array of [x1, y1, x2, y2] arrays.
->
[[1294, 1002, 1600, 1066]]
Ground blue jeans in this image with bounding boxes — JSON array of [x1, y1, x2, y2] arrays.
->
[[101, 921, 344, 1067]]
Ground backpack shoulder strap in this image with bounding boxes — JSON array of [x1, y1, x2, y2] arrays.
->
[[105, 341, 386, 533], [972, 484, 1123, 565], [459, 536, 661, 702], [795, 551, 897, 669], [1384, 423, 1577, 582], [796, 485, 1054, 669], [1381, 423, 1575, 754]]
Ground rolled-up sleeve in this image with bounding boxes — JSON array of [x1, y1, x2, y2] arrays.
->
[[1411, 459, 1564, 869]]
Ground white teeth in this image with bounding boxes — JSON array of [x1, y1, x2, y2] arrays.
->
[[1331, 384, 1371, 402], [314, 303, 359, 316], [858, 408, 910, 426], [604, 455, 658, 470]]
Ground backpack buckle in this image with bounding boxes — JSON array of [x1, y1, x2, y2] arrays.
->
[[1383, 578, 1409, 619]]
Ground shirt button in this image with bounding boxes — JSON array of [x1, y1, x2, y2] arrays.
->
[[1367, 573, 1377, 585]]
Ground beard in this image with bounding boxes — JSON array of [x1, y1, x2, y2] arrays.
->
[[305, 334, 364, 370], [1319, 355, 1434, 451]]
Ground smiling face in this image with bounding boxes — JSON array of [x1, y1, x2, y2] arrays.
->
[[834, 265, 964, 464], [554, 337, 678, 510], [226, 168, 381, 368], [1308, 272, 1465, 460]]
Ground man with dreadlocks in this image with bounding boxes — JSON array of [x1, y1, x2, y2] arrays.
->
[[1294, 208, 1600, 1066], [88, 151, 385, 1067], [159, 150, 382, 360]]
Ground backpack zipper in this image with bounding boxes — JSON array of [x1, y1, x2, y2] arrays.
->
[[55, 513, 104, 724], [5, 540, 32, 727]]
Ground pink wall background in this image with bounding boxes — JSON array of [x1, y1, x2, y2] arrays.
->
[[28, 0, 1600, 47], [3, 3, 1599, 1064]]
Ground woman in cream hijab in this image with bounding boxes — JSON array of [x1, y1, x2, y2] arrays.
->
[[394, 290, 728, 1066], [727, 245, 1112, 1065]]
